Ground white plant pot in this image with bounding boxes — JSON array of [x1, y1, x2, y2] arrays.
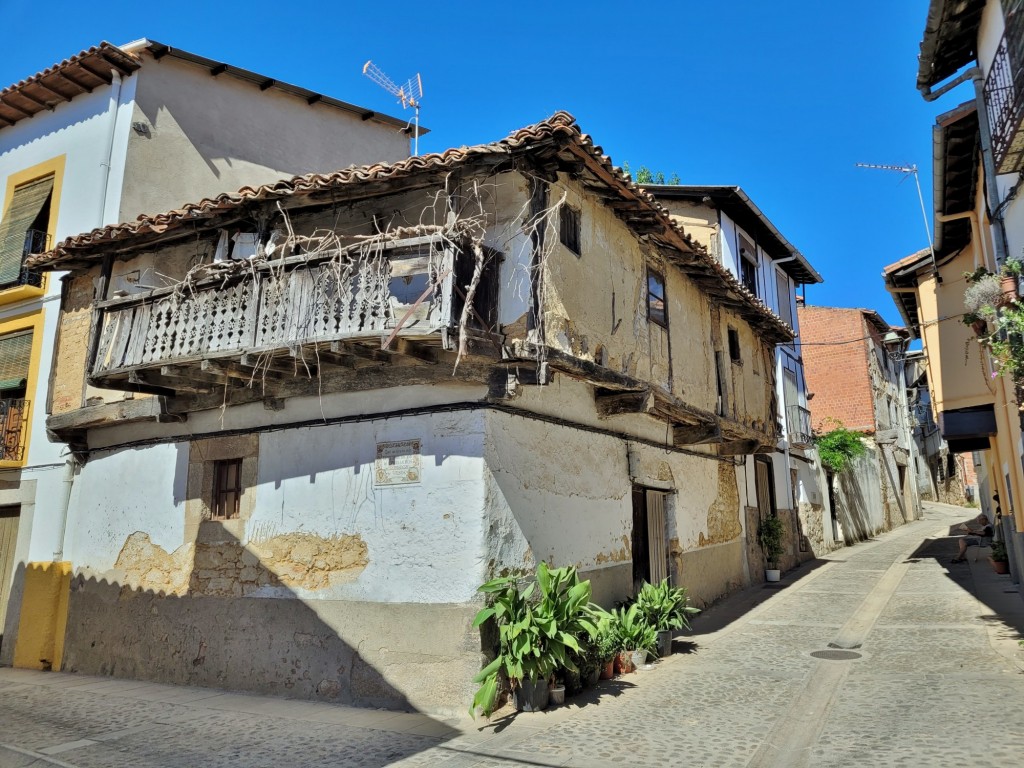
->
[[765, 568, 781, 582]]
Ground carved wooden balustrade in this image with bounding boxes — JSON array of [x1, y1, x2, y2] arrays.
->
[[89, 240, 459, 394]]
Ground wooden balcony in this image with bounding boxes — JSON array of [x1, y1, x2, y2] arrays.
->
[[88, 239, 478, 396]]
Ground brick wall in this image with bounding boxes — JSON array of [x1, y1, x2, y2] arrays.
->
[[797, 305, 876, 433], [49, 273, 92, 415]]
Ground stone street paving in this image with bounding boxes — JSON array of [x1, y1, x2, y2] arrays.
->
[[2, 501, 1022, 768]]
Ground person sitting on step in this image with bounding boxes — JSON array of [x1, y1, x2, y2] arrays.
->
[[951, 513, 993, 563]]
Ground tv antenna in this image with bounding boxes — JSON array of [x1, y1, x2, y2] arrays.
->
[[856, 162, 936, 274], [362, 61, 423, 156]]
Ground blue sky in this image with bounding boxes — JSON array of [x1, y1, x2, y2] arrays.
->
[[2, 1, 973, 326]]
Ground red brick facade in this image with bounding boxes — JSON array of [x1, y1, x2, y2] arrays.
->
[[797, 305, 877, 434]]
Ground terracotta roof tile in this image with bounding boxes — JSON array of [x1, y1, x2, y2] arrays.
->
[[0, 43, 141, 128]]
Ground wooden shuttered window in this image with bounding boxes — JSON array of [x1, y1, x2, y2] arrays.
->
[[212, 458, 242, 520], [0, 176, 53, 285], [0, 331, 32, 393]]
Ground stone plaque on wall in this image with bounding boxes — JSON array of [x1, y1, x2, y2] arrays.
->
[[375, 439, 422, 486]]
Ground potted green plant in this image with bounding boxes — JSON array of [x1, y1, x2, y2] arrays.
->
[[469, 562, 599, 718], [593, 630, 614, 679], [964, 270, 1002, 325], [612, 603, 657, 670], [635, 578, 701, 658], [758, 515, 785, 582], [1001, 259, 1023, 304], [990, 540, 1010, 575]]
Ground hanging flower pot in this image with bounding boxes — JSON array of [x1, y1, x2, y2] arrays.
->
[[1000, 274, 1019, 305]]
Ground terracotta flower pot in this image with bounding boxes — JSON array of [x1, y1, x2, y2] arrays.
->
[[1000, 274, 1019, 305], [971, 318, 989, 336], [615, 650, 635, 674], [600, 659, 614, 679], [990, 557, 1010, 575]]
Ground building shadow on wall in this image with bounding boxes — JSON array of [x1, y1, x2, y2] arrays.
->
[[52, 521, 461, 766], [834, 469, 877, 544]]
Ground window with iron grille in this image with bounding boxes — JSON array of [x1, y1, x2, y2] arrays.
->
[[559, 205, 581, 255], [0, 329, 31, 463], [0, 175, 52, 290], [647, 269, 667, 327], [212, 458, 242, 520]]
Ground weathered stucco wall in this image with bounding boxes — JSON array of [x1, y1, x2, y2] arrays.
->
[[59, 402, 491, 714], [833, 442, 889, 543], [482, 407, 750, 608], [535, 175, 773, 427]]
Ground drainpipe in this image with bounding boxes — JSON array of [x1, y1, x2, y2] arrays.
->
[[98, 70, 124, 227], [52, 69, 122, 561], [52, 457, 78, 562], [922, 68, 1009, 267]]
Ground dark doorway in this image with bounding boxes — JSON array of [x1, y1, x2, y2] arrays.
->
[[632, 486, 668, 595]]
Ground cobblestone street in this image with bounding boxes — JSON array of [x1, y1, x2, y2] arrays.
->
[[2, 501, 1022, 768]]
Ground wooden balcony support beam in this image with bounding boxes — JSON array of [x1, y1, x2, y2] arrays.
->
[[129, 369, 210, 395], [595, 389, 654, 417], [201, 358, 279, 383], [673, 423, 722, 445]]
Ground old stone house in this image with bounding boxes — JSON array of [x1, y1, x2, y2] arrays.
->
[[31, 112, 793, 715], [0, 38, 413, 671], [798, 305, 921, 541], [643, 185, 837, 562]]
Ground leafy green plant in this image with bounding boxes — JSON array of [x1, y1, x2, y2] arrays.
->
[[1002, 258, 1024, 277], [635, 579, 701, 633], [757, 515, 785, 568], [815, 424, 866, 473], [990, 540, 1009, 563], [622, 161, 681, 185], [469, 562, 600, 718], [964, 266, 993, 283], [611, 603, 657, 654]]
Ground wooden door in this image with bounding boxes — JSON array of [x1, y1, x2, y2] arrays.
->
[[0, 505, 19, 634]]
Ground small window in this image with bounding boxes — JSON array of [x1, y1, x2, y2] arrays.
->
[[559, 205, 581, 255], [740, 249, 758, 296], [728, 328, 741, 364], [647, 270, 667, 327], [212, 458, 243, 520]]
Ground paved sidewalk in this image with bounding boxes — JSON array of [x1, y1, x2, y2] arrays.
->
[[1, 501, 1022, 767]]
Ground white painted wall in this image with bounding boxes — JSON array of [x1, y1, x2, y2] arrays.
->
[[719, 214, 739, 276], [64, 443, 185, 573], [64, 400, 489, 605], [122, 53, 410, 220], [252, 410, 486, 604]]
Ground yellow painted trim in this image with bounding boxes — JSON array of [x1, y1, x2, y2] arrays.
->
[[12, 561, 71, 671], [0, 155, 66, 304], [0, 309, 45, 468]]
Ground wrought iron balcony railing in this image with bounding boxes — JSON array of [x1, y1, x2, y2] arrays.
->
[[786, 403, 813, 448], [0, 398, 29, 462], [985, 17, 1024, 175], [0, 229, 47, 291]]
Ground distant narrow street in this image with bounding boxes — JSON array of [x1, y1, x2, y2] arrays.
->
[[2, 501, 1022, 768]]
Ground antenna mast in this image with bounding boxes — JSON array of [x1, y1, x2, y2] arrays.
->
[[856, 162, 935, 272], [362, 61, 423, 156]]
